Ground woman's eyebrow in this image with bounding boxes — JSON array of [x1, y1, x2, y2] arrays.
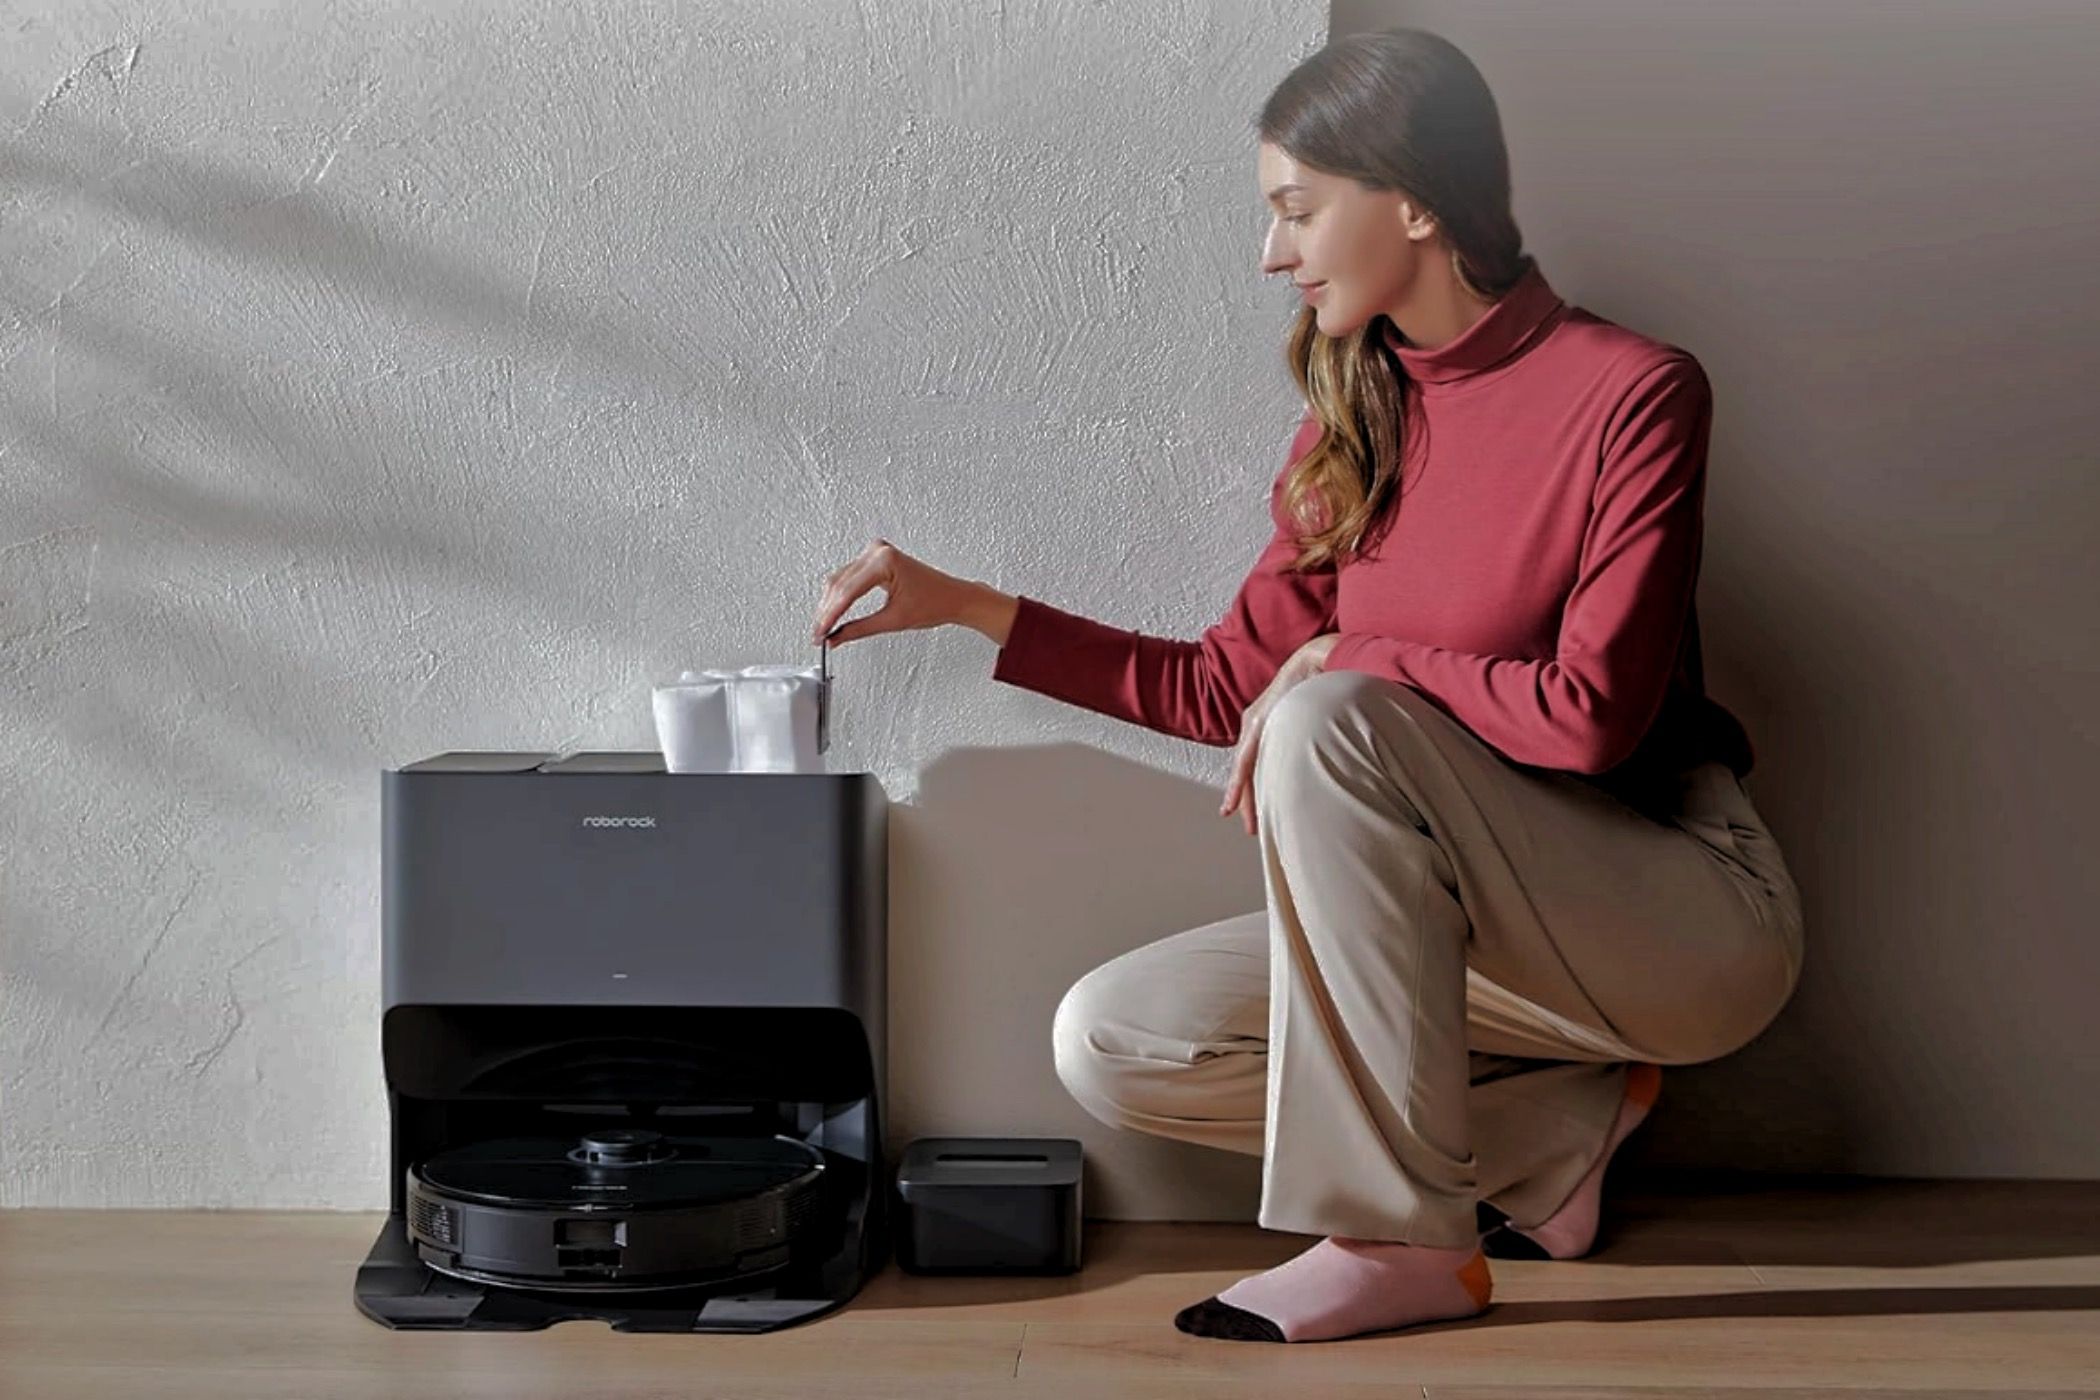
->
[[1264, 183, 1307, 203]]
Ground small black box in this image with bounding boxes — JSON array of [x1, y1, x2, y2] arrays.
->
[[893, 1137, 1083, 1274]]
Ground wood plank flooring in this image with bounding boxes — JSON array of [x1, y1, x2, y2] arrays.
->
[[2, 1177, 2096, 1397]]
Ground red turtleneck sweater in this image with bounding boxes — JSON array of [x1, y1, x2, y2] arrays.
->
[[990, 261, 1753, 815]]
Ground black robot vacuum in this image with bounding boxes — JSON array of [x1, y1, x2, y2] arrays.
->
[[404, 1129, 832, 1294]]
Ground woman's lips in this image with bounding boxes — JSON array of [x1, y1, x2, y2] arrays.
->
[[1300, 282, 1326, 301]]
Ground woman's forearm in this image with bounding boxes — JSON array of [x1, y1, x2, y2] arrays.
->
[[958, 582, 1021, 647]]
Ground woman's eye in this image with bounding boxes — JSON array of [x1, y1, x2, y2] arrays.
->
[[1285, 214, 1310, 225]]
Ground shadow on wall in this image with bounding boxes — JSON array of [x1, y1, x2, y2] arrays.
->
[[0, 114, 829, 818], [1628, 351, 2012, 1180], [0, 115, 714, 416], [884, 740, 1267, 1223]]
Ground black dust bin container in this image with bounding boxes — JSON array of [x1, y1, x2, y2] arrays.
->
[[893, 1137, 1082, 1274]]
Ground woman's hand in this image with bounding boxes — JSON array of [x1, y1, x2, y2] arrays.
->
[[811, 538, 1015, 647], [1220, 633, 1341, 836]]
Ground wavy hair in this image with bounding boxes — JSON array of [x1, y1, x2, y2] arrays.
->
[[1256, 28, 1533, 570]]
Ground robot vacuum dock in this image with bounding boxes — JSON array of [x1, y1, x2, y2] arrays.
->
[[354, 753, 889, 1333]]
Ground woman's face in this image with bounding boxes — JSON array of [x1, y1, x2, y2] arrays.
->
[[1257, 141, 1434, 336]]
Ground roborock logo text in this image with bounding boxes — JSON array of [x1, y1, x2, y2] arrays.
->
[[581, 815, 657, 829]]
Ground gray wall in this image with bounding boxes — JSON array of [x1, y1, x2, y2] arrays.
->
[[3, 0, 2093, 1215], [1334, 0, 2100, 1180]]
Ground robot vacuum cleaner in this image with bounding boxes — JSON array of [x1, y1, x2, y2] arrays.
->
[[405, 1129, 830, 1294]]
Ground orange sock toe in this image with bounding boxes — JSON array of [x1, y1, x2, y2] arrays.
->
[[1457, 1247, 1493, 1311], [1627, 1061, 1662, 1109]]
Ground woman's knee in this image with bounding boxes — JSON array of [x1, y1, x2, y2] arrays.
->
[[1050, 958, 1217, 1125], [1256, 669, 1438, 822], [1264, 668, 1386, 745], [1050, 964, 1132, 1113], [1260, 669, 1435, 766]]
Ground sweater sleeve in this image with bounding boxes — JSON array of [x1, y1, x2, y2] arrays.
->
[[1323, 354, 1713, 775], [990, 414, 1337, 747]]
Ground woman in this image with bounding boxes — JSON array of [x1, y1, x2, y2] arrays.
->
[[810, 27, 1803, 1345]]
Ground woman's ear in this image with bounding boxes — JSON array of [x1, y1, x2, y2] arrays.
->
[[1391, 194, 1434, 241]]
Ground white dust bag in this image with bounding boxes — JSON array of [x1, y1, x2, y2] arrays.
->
[[652, 654, 830, 774]]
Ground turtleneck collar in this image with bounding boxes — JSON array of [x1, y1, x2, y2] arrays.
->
[[1379, 259, 1564, 386]]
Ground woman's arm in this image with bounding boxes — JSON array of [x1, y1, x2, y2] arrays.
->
[[989, 415, 1337, 747], [957, 584, 1021, 647]]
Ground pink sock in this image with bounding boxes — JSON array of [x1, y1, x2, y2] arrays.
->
[[1502, 1061, 1661, 1260], [1174, 1236, 1492, 1343]]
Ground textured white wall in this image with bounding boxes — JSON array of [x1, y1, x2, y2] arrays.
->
[[2, 0, 1328, 1210]]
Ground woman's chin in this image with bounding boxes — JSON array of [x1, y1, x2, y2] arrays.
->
[[1310, 302, 1361, 336]]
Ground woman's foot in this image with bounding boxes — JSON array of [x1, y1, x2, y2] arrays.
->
[[1481, 1060, 1661, 1261], [1173, 1235, 1492, 1343]]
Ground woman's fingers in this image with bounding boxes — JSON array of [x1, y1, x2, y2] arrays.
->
[[811, 576, 845, 642], [827, 602, 892, 647], [814, 576, 866, 641], [1223, 715, 1263, 835], [812, 543, 898, 643], [1221, 725, 1261, 835]]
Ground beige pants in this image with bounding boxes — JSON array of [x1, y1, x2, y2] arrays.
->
[[1052, 670, 1805, 1249]]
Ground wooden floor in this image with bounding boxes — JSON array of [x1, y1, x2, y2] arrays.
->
[[3, 1177, 2097, 1398]]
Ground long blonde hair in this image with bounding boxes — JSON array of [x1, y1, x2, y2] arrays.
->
[[1257, 28, 1534, 571]]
